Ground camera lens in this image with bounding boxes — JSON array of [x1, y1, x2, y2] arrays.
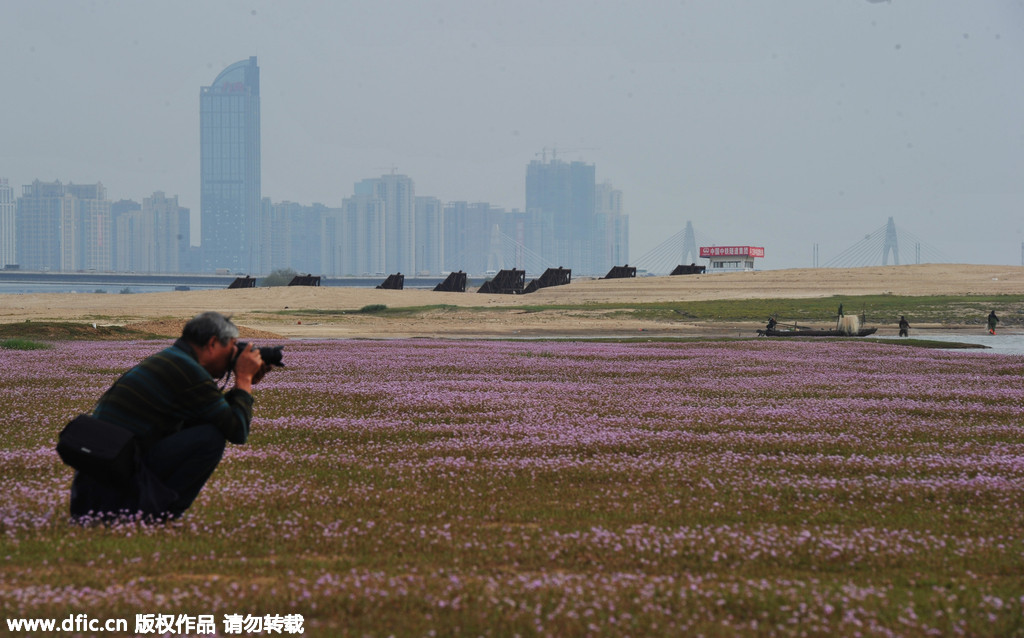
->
[[259, 345, 284, 367]]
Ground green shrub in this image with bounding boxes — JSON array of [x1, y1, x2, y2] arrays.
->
[[0, 338, 52, 350], [261, 268, 298, 287]]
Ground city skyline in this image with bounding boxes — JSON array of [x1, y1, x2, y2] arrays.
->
[[3, 153, 629, 277], [2, 1, 1022, 270], [4, 52, 633, 277]]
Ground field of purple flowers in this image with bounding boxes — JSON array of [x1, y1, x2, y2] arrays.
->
[[2, 337, 1023, 636]]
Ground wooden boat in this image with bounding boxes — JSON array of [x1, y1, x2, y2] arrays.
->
[[758, 327, 877, 338]]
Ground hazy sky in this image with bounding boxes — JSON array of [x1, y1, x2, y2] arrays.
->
[[2, 0, 1022, 270]]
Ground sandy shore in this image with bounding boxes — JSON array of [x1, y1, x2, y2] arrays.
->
[[2, 264, 1022, 339]]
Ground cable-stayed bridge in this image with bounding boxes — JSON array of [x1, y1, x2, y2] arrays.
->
[[633, 217, 952, 273], [471, 217, 951, 276], [487, 226, 551, 276], [634, 221, 720, 275], [821, 217, 953, 268]]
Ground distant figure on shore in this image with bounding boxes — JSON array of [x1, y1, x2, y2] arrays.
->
[[898, 315, 910, 337], [987, 310, 999, 335]]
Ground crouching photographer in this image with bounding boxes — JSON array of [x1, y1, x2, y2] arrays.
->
[[63, 311, 282, 522]]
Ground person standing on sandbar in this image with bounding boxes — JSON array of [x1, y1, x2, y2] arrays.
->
[[898, 316, 910, 338]]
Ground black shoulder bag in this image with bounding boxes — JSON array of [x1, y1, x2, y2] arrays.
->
[[57, 414, 139, 484]]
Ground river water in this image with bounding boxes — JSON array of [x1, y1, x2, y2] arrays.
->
[[876, 331, 1024, 356], [0, 282, 222, 294], [0, 277, 451, 295]]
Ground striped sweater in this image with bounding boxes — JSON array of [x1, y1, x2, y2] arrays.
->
[[92, 339, 253, 451]]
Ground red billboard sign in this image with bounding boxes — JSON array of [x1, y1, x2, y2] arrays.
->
[[699, 246, 765, 258]]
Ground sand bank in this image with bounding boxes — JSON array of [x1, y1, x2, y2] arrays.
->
[[2, 264, 1021, 339]]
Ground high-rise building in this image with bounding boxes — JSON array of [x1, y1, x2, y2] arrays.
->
[[16, 180, 64, 271], [115, 210, 148, 272], [595, 181, 629, 271], [258, 200, 337, 275], [289, 203, 328, 275], [259, 198, 288, 274], [259, 201, 301, 274], [66, 183, 113, 271], [200, 56, 261, 273], [356, 173, 415, 275], [144, 192, 190, 273], [443, 202, 503, 275], [117, 193, 190, 274], [525, 158, 596, 273], [324, 195, 385, 276], [16, 180, 111, 272], [415, 196, 443, 275], [525, 158, 627, 274], [595, 181, 622, 217], [0, 179, 15, 267]]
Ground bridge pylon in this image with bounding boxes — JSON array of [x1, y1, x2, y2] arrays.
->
[[681, 221, 698, 264], [882, 216, 900, 266]]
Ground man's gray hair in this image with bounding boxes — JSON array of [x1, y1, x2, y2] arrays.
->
[[181, 311, 239, 346]]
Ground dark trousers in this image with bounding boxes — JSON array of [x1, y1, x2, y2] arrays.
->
[[70, 425, 226, 521]]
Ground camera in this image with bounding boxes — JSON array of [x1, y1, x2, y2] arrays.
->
[[235, 341, 285, 367]]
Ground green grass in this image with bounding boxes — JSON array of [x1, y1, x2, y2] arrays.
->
[[255, 294, 1024, 327], [0, 337, 53, 350], [511, 294, 1024, 326], [0, 321, 164, 341], [257, 304, 462, 318]]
